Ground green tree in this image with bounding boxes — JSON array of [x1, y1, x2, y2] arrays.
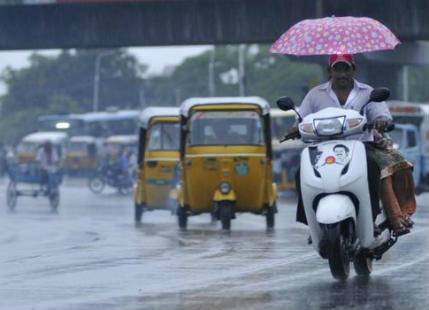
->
[[0, 49, 146, 143]]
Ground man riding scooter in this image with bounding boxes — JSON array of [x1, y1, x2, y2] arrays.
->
[[291, 54, 416, 237]]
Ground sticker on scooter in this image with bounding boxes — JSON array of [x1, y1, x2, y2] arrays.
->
[[325, 156, 336, 164]]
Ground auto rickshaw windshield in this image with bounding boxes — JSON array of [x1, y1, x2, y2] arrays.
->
[[188, 110, 264, 146], [148, 122, 180, 151]]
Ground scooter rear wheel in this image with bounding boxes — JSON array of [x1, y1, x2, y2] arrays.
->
[[353, 251, 373, 276]]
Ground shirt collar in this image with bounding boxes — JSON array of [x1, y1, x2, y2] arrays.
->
[[319, 79, 367, 91]]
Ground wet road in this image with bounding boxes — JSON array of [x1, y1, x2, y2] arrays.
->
[[0, 178, 427, 310]]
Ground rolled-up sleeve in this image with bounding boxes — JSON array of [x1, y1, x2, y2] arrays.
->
[[298, 91, 314, 120], [365, 101, 392, 123]]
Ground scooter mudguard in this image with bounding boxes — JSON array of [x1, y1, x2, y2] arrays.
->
[[316, 194, 356, 224]]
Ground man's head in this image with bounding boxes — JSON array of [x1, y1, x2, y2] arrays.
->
[[328, 54, 355, 90]]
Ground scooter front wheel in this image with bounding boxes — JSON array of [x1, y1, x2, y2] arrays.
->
[[324, 224, 351, 280]]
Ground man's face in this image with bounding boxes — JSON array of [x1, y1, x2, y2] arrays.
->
[[330, 62, 354, 89]]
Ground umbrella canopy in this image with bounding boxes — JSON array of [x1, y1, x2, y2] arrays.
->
[[269, 16, 400, 56]]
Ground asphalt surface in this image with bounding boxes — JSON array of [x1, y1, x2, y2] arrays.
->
[[0, 177, 427, 310]]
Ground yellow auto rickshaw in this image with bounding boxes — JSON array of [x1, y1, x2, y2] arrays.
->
[[134, 107, 180, 222], [106, 135, 138, 159], [65, 136, 98, 175], [177, 97, 277, 230]]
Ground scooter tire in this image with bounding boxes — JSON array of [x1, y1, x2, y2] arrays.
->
[[353, 251, 373, 276], [325, 224, 350, 280]]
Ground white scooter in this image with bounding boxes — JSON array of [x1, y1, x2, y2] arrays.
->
[[277, 88, 397, 280]]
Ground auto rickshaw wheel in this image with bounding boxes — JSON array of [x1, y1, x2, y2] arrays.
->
[[6, 181, 17, 211], [135, 203, 144, 222], [266, 207, 275, 229], [220, 203, 233, 231], [49, 189, 60, 211], [177, 206, 187, 230]]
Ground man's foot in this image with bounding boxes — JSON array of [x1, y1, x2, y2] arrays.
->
[[391, 222, 410, 237], [401, 216, 414, 228]]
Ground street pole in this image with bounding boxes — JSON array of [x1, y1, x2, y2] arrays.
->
[[93, 51, 114, 112], [238, 44, 246, 96], [208, 48, 216, 96]]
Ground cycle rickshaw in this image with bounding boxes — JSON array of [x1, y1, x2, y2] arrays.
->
[[6, 163, 62, 211]]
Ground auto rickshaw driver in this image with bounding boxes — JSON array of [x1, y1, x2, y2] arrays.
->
[[204, 119, 245, 145]]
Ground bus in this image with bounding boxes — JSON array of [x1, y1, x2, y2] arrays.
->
[[38, 109, 140, 139], [37, 114, 86, 137]]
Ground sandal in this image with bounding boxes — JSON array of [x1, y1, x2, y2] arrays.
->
[[391, 222, 410, 237], [401, 216, 414, 228]]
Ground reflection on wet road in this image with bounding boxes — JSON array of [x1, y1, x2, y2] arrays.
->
[[0, 179, 427, 310]]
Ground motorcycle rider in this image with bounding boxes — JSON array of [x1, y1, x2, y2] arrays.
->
[[291, 54, 415, 237]]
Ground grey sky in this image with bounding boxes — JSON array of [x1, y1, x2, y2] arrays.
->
[[0, 45, 212, 95]]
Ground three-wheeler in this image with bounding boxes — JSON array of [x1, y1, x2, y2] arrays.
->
[[65, 136, 98, 176], [134, 107, 181, 222], [177, 97, 277, 230]]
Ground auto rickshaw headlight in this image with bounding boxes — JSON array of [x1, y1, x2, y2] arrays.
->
[[219, 182, 231, 194]]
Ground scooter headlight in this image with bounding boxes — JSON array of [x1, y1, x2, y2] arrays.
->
[[219, 182, 231, 194], [314, 116, 345, 136]]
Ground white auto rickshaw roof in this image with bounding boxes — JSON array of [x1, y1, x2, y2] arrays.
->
[[106, 135, 138, 144], [139, 107, 180, 129], [180, 97, 270, 117], [270, 108, 296, 117], [69, 136, 97, 143], [21, 131, 68, 144], [82, 110, 140, 122]]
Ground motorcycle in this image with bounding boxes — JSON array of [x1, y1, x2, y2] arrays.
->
[[88, 162, 134, 195], [277, 88, 398, 280]]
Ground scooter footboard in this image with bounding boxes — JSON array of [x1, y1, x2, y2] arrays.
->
[[316, 194, 356, 224]]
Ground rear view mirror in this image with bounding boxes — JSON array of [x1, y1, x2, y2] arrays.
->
[[276, 97, 295, 111], [360, 87, 391, 115], [370, 87, 390, 102]]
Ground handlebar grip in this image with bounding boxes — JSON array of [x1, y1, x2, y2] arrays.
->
[[365, 123, 395, 132], [280, 131, 300, 143]]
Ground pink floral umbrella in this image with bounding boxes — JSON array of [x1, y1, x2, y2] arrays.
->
[[269, 16, 400, 55]]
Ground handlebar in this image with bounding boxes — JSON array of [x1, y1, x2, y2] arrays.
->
[[365, 123, 395, 132], [280, 131, 301, 143]]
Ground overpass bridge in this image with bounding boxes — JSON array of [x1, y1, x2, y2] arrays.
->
[[0, 0, 427, 50], [0, 0, 427, 100]]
